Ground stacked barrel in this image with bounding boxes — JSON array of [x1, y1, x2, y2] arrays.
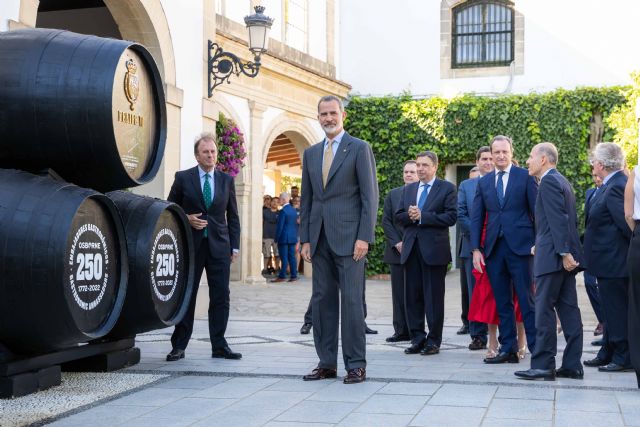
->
[[0, 29, 194, 356]]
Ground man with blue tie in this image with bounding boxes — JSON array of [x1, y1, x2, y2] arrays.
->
[[515, 143, 584, 381], [165, 133, 242, 361], [396, 151, 457, 356], [272, 192, 299, 282], [458, 146, 494, 350], [471, 135, 537, 364]]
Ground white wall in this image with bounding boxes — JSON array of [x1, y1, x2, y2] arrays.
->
[[340, 0, 640, 96], [0, 1, 19, 31], [160, 0, 204, 170], [308, 0, 327, 61]]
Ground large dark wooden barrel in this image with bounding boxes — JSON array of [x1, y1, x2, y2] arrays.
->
[[105, 191, 194, 338], [0, 169, 128, 354], [0, 28, 166, 192]]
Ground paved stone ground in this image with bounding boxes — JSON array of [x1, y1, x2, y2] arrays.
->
[[4, 270, 640, 426]]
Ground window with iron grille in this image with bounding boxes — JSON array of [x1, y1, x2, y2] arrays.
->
[[452, 0, 514, 68]]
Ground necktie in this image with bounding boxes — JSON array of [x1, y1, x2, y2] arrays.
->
[[322, 140, 334, 188], [203, 173, 212, 237], [496, 171, 505, 208], [418, 183, 430, 209]]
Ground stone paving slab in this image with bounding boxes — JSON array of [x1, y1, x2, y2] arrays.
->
[[3, 272, 640, 426]]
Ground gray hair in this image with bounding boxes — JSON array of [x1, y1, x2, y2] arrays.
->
[[317, 95, 344, 112], [591, 142, 624, 171], [194, 131, 217, 155], [280, 192, 290, 202], [470, 166, 479, 173], [535, 142, 558, 165], [416, 151, 438, 165]]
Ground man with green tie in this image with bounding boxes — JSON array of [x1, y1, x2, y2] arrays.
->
[[165, 132, 241, 362]]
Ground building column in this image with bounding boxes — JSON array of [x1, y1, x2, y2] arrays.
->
[[238, 100, 268, 284]]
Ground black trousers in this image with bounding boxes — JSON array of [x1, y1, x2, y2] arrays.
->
[[627, 224, 640, 376], [389, 263, 409, 336], [597, 276, 630, 366], [404, 244, 447, 347], [304, 275, 368, 324], [170, 243, 230, 351], [530, 270, 583, 370], [459, 258, 469, 328]]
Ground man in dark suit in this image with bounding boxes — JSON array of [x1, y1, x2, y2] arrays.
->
[[273, 192, 299, 282], [396, 151, 457, 356], [515, 143, 584, 380], [165, 133, 242, 362], [583, 171, 604, 338], [300, 95, 378, 384], [583, 142, 633, 372], [458, 147, 494, 350], [382, 160, 418, 343], [471, 135, 537, 364]]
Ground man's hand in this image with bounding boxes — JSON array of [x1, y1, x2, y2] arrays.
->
[[394, 242, 403, 254], [301, 243, 312, 262], [562, 253, 579, 272], [353, 240, 369, 262], [231, 252, 239, 263], [531, 245, 536, 255], [472, 250, 485, 273], [408, 205, 421, 222], [187, 213, 207, 230]]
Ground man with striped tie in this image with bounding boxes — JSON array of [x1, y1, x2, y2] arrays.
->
[[396, 151, 457, 356], [165, 132, 241, 362]]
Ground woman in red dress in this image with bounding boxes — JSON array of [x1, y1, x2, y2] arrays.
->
[[468, 216, 527, 359]]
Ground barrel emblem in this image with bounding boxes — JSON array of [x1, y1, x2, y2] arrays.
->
[[124, 58, 140, 111]]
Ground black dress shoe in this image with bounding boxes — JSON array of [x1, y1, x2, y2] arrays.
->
[[456, 325, 469, 335], [303, 367, 337, 381], [404, 341, 425, 354], [365, 325, 378, 334], [583, 357, 608, 367], [300, 323, 312, 334], [420, 344, 440, 356], [212, 346, 242, 360], [598, 363, 634, 372], [166, 348, 185, 362], [386, 333, 410, 343], [514, 368, 556, 381], [556, 367, 584, 379], [468, 337, 487, 351], [484, 352, 519, 364], [591, 339, 604, 346], [343, 368, 366, 384]]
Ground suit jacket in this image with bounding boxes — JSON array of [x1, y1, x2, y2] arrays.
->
[[457, 177, 479, 259], [470, 166, 537, 257], [533, 169, 584, 277], [167, 166, 240, 260], [583, 171, 631, 278], [300, 132, 378, 257], [382, 186, 405, 264], [275, 203, 298, 244], [395, 179, 457, 265]]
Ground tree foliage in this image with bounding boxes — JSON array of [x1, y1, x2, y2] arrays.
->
[[344, 87, 629, 275]]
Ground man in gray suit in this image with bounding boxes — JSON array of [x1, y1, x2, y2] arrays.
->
[[515, 143, 584, 381], [382, 160, 418, 342], [300, 95, 378, 384], [458, 147, 493, 350]]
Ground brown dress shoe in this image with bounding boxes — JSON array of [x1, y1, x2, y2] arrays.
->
[[343, 368, 366, 384], [270, 277, 287, 283], [303, 367, 337, 381]]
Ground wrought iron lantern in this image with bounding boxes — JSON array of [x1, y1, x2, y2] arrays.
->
[[207, 5, 274, 97]]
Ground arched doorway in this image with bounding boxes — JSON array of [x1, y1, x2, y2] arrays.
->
[[264, 133, 302, 197], [32, 0, 181, 199]]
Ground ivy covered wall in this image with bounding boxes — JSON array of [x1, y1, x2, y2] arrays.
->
[[344, 87, 631, 275]]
